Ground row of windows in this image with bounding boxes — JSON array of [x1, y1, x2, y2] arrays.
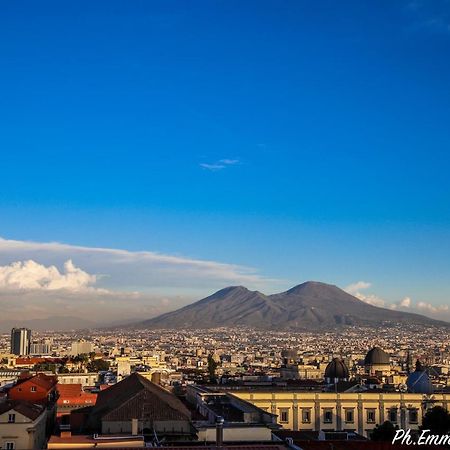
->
[[277, 408, 419, 425]]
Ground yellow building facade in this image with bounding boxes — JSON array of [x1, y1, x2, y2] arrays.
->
[[232, 390, 450, 438]]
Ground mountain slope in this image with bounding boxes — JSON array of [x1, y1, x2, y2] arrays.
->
[[137, 281, 449, 330]]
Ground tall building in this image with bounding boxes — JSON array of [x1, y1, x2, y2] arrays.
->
[[69, 339, 93, 356], [10, 328, 31, 356]]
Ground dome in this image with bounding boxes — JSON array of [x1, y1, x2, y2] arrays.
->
[[407, 361, 433, 394], [364, 347, 390, 366], [324, 358, 349, 380]]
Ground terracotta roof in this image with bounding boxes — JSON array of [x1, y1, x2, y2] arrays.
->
[[57, 383, 83, 396], [57, 384, 97, 406], [0, 400, 45, 420], [13, 372, 58, 391]]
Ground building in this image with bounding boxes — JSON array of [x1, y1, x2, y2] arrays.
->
[[47, 433, 145, 448], [29, 341, 51, 356], [87, 372, 194, 440], [187, 385, 280, 442], [8, 373, 58, 405], [56, 384, 97, 430], [364, 347, 391, 377], [69, 340, 93, 356], [324, 358, 349, 384], [10, 328, 31, 356], [0, 400, 47, 450], [57, 372, 99, 388], [227, 388, 450, 438]]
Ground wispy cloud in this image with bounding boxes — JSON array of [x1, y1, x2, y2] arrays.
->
[[200, 158, 240, 171], [0, 236, 277, 322]]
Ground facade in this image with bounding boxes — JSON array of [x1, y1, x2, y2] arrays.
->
[[231, 389, 450, 438], [8, 373, 58, 405], [29, 341, 51, 356], [69, 340, 93, 356], [10, 328, 31, 356], [0, 400, 47, 450], [57, 372, 99, 387]]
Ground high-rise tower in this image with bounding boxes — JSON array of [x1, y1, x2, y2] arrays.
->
[[10, 328, 31, 355]]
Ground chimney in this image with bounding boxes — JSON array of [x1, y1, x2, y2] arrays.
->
[[131, 418, 138, 436], [216, 416, 224, 447]]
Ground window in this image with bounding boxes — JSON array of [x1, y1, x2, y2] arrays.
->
[[345, 409, 354, 423], [388, 408, 398, 423], [279, 409, 289, 423], [5, 442, 15, 450], [8, 414, 16, 423], [323, 408, 333, 424], [409, 408, 418, 424], [302, 408, 311, 423], [31, 386, 37, 392], [366, 409, 376, 423]]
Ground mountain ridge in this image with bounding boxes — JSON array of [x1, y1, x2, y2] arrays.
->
[[136, 281, 449, 330]]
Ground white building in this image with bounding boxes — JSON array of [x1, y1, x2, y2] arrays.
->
[[0, 400, 47, 450], [69, 340, 93, 356]]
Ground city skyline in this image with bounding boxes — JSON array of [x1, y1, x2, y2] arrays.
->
[[1, 0, 450, 323]]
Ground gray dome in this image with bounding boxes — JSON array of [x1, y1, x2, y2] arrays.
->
[[407, 361, 433, 394], [364, 347, 390, 365], [325, 358, 349, 380]]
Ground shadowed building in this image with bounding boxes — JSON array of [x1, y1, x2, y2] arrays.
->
[[324, 358, 349, 384], [87, 372, 194, 441], [364, 347, 391, 377]]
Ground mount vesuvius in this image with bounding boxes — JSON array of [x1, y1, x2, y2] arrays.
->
[[137, 281, 448, 330]]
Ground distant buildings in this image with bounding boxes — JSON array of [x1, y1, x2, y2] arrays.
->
[[10, 328, 31, 356], [69, 339, 93, 356]]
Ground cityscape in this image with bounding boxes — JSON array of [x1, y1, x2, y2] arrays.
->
[[1, 318, 450, 449], [1, 0, 450, 449]]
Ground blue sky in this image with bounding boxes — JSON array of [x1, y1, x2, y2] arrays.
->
[[0, 0, 450, 320]]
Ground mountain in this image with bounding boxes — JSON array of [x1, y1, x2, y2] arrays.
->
[[137, 281, 449, 330]]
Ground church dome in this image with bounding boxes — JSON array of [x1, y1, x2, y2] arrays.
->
[[407, 361, 433, 394], [324, 358, 349, 380], [364, 347, 390, 366]]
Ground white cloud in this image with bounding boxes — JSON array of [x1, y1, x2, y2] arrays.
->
[[200, 158, 239, 171], [345, 281, 386, 307], [416, 301, 449, 314], [346, 280, 450, 320], [0, 237, 274, 291], [345, 281, 372, 295], [399, 296, 411, 308], [0, 259, 99, 292], [0, 236, 278, 322]]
